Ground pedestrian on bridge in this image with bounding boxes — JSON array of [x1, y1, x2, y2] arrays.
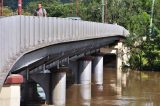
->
[[34, 3, 47, 17]]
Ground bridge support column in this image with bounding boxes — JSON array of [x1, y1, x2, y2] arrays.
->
[[78, 57, 93, 84], [117, 41, 123, 72], [116, 41, 123, 95], [21, 79, 43, 104], [69, 61, 78, 84], [30, 73, 51, 104], [0, 74, 23, 106], [92, 55, 103, 85], [117, 41, 123, 81], [51, 67, 67, 106]]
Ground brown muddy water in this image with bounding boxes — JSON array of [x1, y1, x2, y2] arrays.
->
[[65, 65, 160, 106], [31, 64, 160, 106]]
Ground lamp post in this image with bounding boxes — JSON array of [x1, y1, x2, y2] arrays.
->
[[104, 0, 107, 23], [101, 0, 104, 23], [18, 0, 22, 15], [149, 0, 155, 35], [0, 0, 3, 16], [76, 0, 78, 16]]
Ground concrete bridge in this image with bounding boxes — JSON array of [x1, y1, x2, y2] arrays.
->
[[0, 16, 129, 105]]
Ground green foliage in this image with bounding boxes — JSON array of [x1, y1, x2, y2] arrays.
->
[[24, 0, 101, 21], [3, 6, 13, 16], [107, 0, 160, 70]]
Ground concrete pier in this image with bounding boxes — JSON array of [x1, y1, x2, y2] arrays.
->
[[0, 74, 23, 106], [78, 57, 93, 84], [69, 60, 78, 84], [21, 80, 43, 103], [92, 56, 103, 85], [52, 67, 67, 106], [30, 73, 51, 104], [116, 42, 123, 89]]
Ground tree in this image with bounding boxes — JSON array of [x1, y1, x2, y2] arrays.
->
[[3, 6, 13, 16]]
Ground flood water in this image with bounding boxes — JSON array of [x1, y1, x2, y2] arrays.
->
[[65, 65, 160, 106]]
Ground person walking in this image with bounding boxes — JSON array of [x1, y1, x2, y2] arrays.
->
[[34, 3, 47, 17]]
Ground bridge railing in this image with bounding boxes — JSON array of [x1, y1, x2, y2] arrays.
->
[[0, 16, 129, 83]]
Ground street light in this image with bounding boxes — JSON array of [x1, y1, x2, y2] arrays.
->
[[149, 0, 155, 35], [76, 0, 78, 16], [18, 0, 22, 15], [104, 0, 107, 23], [102, 0, 107, 23], [101, 0, 104, 23], [0, 0, 3, 16]]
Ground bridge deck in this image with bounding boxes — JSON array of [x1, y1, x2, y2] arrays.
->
[[0, 16, 129, 90]]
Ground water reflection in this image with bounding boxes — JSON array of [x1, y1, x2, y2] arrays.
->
[[97, 84, 103, 92], [80, 84, 91, 106], [66, 65, 160, 106], [66, 84, 91, 106]]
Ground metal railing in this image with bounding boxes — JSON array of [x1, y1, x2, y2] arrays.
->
[[0, 15, 129, 88]]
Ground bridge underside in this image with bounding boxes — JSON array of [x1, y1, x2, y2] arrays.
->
[[11, 36, 122, 74]]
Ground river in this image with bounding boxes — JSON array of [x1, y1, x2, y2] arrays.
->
[[65, 65, 160, 106], [36, 63, 160, 106]]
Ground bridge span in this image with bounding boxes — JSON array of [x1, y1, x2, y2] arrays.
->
[[0, 16, 129, 105]]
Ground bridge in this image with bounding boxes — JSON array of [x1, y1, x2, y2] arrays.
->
[[0, 16, 129, 105]]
